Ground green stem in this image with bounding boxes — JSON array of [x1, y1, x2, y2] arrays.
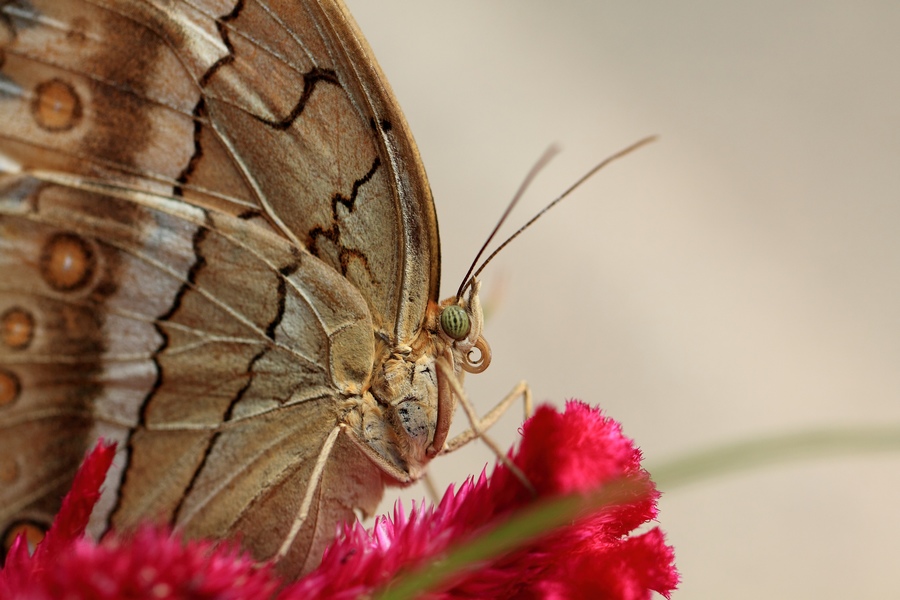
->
[[649, 426, 900, 489]]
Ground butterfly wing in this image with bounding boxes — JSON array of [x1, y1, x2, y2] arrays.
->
[[177, 0, 442, 340], [0, 0, 437, 576]]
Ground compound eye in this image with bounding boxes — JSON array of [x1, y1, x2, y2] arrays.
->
[[439, 305, 470, 340]]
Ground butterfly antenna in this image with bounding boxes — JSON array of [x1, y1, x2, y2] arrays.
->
[[455, 145, 561, 300], [464, 135, 658, 289]]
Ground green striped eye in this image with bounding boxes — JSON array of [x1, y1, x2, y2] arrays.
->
[[440, 305, 470, 340]]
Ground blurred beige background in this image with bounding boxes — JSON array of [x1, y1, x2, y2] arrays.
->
[[343, 2, 900, 598]]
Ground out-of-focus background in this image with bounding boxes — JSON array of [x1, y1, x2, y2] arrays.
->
[[343, 2, 900, 597]]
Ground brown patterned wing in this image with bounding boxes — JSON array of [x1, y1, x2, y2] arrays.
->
[[0, 0, 435, 576], [178, 0, 442, 341]]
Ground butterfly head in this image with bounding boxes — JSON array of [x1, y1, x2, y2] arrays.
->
[[435, 279, 491, 375]]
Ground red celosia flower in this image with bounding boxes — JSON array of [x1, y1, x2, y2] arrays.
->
[[286, 400, 678, 599], [0, 401, 678, 599]]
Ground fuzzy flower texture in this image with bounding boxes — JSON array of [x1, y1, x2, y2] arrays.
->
[[0, 401, 678, 599]]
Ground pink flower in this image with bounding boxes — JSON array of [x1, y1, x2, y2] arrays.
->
[[0, 401, 677, 599], [287, 401, 678, 599]]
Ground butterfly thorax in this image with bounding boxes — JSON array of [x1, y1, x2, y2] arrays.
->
[[356, 282, 490, 481]]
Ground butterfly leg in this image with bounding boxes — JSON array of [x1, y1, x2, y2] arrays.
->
[[275, 424, 342, 561], [443, 380, 532, 453], [434, 360, 534, 494], [420, 471, 442, 505]]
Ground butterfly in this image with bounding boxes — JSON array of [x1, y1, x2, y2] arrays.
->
[[0, 0, 495, 578]]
